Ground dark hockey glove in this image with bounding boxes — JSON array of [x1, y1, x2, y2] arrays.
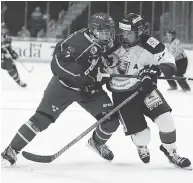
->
[[139, 65, 161, 95]]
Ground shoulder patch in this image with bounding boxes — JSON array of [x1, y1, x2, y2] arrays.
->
[[147, 37, 159, 48]]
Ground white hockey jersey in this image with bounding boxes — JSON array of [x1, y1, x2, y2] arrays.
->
[[106, 34, 175, 91], [167, 38, 187, 61]]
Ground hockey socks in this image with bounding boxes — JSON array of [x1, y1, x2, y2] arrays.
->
[[8, 67, 20, 84], [8, 67, 26, 87], [10, 121, 39, 153], [92, 124, 113, 145]]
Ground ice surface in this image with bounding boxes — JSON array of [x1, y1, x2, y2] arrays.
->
[[1, 50, 193, 183]]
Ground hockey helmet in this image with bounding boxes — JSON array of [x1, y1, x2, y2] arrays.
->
[[117, 13, 145, 47], [88, 12, 115, 45]]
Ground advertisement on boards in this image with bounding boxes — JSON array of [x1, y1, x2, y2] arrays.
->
[[12, 40, 56, 62]]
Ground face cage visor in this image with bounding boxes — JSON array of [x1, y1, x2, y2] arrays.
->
[[118, 22, 144, 47], [93, 28, 115, 45]]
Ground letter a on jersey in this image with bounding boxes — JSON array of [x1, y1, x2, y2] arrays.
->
[[133, 64, 138, 69]]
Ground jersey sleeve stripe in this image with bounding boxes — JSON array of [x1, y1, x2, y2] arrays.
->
[[55, 54, 80, 77], [60, 32, 77, 51], [75, 43, 95, 61]]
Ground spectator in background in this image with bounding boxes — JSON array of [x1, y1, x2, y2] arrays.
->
[[18, 26, 31, 37], [31, 6, 43, 20], [27, 6, 46, 37], [162, 30, 191, 92]]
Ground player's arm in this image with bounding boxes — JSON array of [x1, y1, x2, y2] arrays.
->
[[51, 43, 97, 88], [51, 51, 87, 88], [153, 42, 176, 76]]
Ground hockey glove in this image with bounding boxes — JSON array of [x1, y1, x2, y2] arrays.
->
[[139, 65, 161, 95]]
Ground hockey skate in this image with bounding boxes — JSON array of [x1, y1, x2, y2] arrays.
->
[[18, 80, 27, 87], [160, 145, 192, 170], [137, 146, 150, 163], [1, 146, 17, 167], [87, 138, 114, 161]]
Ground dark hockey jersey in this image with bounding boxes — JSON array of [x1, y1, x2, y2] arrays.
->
[[51, 29, 110, 88], [1, 34, 18, 60]]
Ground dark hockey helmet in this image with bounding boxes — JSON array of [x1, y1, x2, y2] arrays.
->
[[88, 12, 115, 45], [117, 13, 145, 47]]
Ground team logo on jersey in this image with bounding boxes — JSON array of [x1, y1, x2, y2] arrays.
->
[[147, 37, 159, 48], [52, 105, 59, 112], [90, 46, 98, 55], [118, 59, 130, 74], [133, 64, 138, 69]]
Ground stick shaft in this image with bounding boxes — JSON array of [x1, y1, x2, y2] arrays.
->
[[101, 73, 193, 81]]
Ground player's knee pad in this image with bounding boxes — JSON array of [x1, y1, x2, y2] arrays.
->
[[155, 112, 176, 133], [131, 126, 151, 146], [29, 111, 55, 132]]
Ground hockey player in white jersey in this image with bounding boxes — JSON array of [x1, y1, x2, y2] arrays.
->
[[165, 30, 191, 91], [101, 13, 191, 169]]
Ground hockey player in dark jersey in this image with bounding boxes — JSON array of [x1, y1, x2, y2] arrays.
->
[[102, 13, 191, 169], [1, 13, 122, 167], [1, 23, 27, 87]]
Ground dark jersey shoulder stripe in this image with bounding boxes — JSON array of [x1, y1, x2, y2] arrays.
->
[[141, 34, 165, 54]]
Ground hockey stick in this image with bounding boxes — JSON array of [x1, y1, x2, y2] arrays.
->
[[18, 61, 34, 73], [4, 47, 34, 73], [22, 87, 142, 163], [101, 73, 193, 81]]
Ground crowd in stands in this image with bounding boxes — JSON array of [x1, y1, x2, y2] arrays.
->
[[2, 2, 152, 39], [2, 2, 69, 39]]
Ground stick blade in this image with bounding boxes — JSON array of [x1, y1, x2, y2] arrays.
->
[[22, 151, 53, 163]]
